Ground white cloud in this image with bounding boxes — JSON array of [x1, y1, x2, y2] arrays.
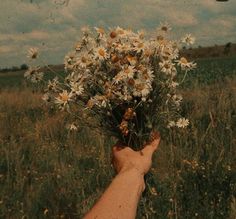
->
[[0, 0, 235, 67]]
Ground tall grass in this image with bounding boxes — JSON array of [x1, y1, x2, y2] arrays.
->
[[0, 70, 236, 218]]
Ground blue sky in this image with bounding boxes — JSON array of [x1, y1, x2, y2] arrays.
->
[[0, 0, 235, 68]]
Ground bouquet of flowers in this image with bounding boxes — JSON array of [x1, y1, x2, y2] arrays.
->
[[25, 23, 196, 217], [25, 24, 195, 149]]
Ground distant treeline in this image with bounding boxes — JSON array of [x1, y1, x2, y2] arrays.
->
[[181, 42, 236, 59], [0, 64, 28, 73], [1, 42, 235, 73]]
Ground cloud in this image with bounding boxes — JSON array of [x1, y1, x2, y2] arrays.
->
[[0, 45, 16, 54], [0, 30, 50, 42], [0, 0, 236, 67]]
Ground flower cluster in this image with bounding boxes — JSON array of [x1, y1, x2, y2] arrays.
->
[[25, 24, 196, 148]]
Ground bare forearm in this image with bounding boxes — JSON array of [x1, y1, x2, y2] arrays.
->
[[83, 168, 145, 219]]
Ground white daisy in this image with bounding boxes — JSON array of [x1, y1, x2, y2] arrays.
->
[[172, 94, 183, 107], [132, 40, 146, 53], [177, 57, 196, 71], [181, 34, 195, 45], [123, 66, 135, 79], [157, 22, 171, 33], [42, 93, 52, 103], [24, 67, 40, 79], [55, 90, 73, 109], [159, 60, 175, 75], [27, 47, 39, 59], [48, 77, 59, 91], [31, 71, 44, 83], [66, 123, 78, 131], [169, 81, 179, 88], [77, 53, 91, 68], [93, 46, 108, 60], [167, 121, 176, 128], [70, 82, 84, 96], [176, 118, 189, 128]]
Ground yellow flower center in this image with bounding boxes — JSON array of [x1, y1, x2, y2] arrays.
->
[[60, 93, 69, 102], [81, 56, 87, 63], [161, 26, 168, 32], [98, 48, 105, 57], [164, 63, 171, 68], [138, 42, 144, 48], [180, 57, 188, 64], [124, 68, 131, 74]]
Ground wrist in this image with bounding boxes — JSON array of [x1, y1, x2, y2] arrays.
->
[[118, 166, 145, 193]]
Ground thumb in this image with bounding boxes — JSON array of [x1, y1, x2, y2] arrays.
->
[[141, 132, 161, 157]]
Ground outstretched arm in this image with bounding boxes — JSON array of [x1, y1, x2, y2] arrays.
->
[[83, 132, 161, 219]]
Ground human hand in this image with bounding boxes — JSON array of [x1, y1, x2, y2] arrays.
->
[[112, 132, 161, 176]]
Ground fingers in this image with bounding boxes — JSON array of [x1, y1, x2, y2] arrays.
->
[[112, 141, 125, 154], [142, 131, 161, 156]]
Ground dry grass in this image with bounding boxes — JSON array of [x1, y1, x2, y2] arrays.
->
[[0, 77, 235, 218]]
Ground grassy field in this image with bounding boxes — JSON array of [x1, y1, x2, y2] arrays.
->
[[0, 56, 236, 218]]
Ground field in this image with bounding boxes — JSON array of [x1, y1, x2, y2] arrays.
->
[[0, 56, 236, 218]]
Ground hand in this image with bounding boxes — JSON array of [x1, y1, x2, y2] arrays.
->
[[112, 132, 161, 176]]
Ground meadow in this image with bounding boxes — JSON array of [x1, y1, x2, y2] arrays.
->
[[0, 56, 236, 218]]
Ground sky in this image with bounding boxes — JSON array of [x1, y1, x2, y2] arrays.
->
[[0, 0, 235, 68]]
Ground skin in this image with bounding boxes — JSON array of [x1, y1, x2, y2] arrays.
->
[[83, 132, 161, 219]]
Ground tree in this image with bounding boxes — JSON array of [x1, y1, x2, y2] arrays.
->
[[20, 64, 29, 70]]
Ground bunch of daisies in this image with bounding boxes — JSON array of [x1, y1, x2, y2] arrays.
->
[[25, 24, 196, 148]]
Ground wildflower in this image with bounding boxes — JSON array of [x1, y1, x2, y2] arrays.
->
[[94, 27, 105, 37], [66, 123, 78, 131], [159, 60, 175, 75], [169, 81, 179, 88], [64, 52, 76, 69], [126, 54, 137, 66], [44, 208, 49, 215], [47, 77, 59, 91], [76, 53, 92, 68], [55, 90, 73, 109], [109, 30, 117, 39], [93, 47, 108, 60], [157, 22, 171, 33], [75, 42, 82, 52], [177, 57, 196, 71], [167, 121, 176, 128], [123, 108, 136, 120], [92, 95, 108, 108], [42, 93, 52, 103], [86, 99, 95, 109], [70, 82, 84, 96], [27, 47, 39, 59], [181, 34, 195, 45], [150, 187, 158, 196], [111, 54, 120, 63], [141, 83, 152, 98], [137, 30, 145, 39], [176, 118, 189, 128], [172, 94, 183, 107], [113, 72, 123, 84], [119, 120, 129, 136], [24, 67, 40, 79], [123, 66, 135, 78], [115, 26, 126, 36], [24, 67, 44, 83], [132, 40, 146, 53]]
